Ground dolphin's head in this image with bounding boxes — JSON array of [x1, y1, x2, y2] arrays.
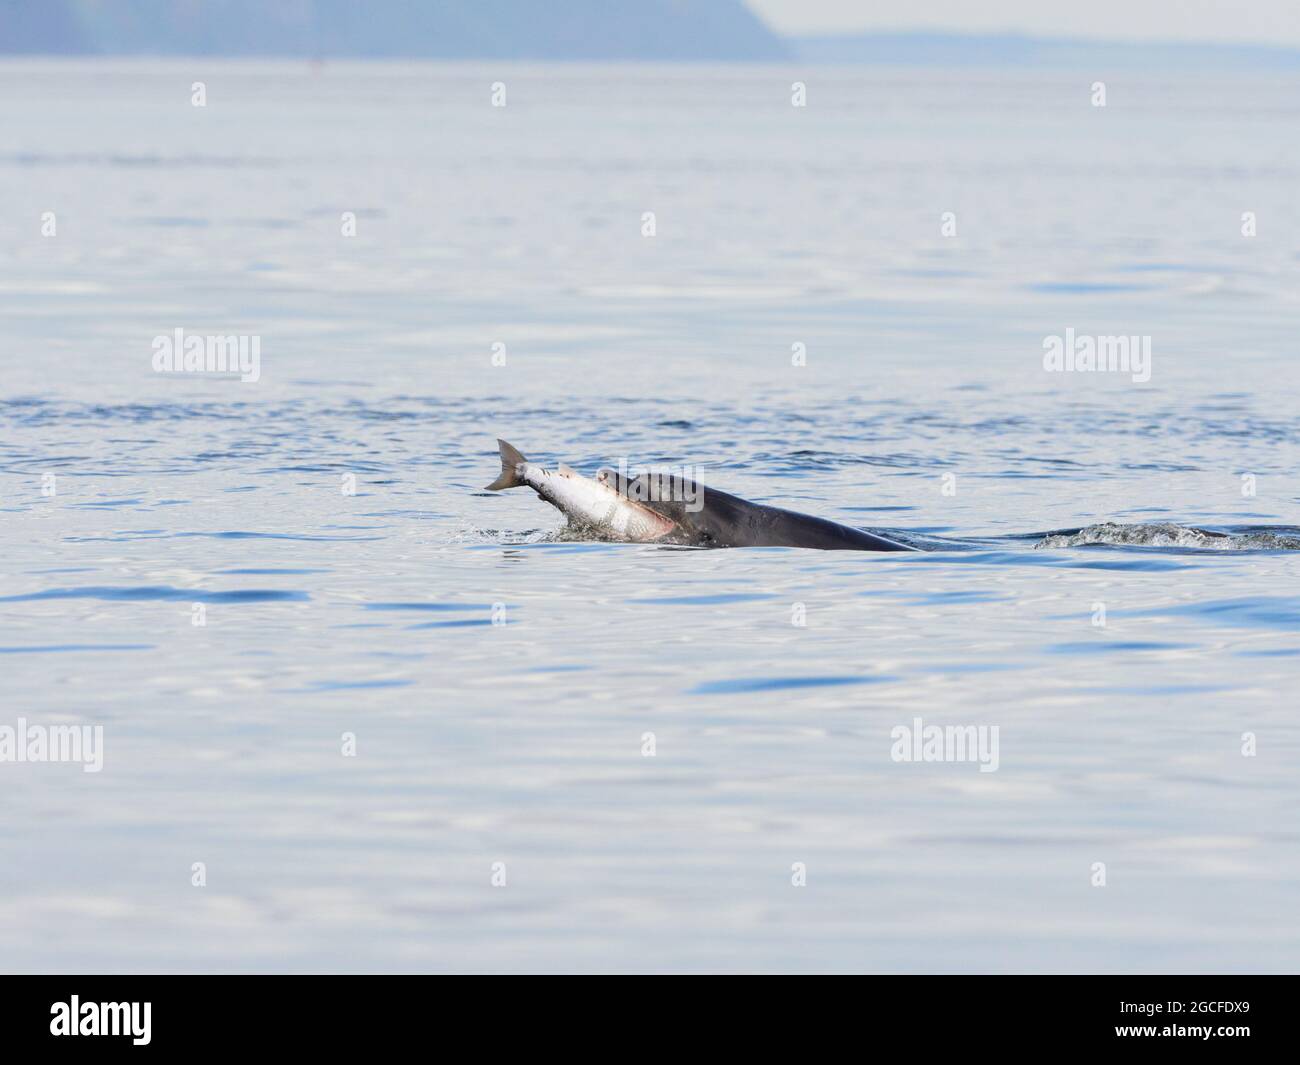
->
[[596, 467, 667, 507], [595, 467, 631, 494], [593, 466, 722, 544]]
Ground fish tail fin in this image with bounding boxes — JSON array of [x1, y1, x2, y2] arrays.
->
[[484, 439, 528, 490]]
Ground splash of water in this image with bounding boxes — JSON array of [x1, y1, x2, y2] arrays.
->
[[1035, 523, 1300, 551]]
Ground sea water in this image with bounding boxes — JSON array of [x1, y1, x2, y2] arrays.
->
[[1, 60, 1299, 973]]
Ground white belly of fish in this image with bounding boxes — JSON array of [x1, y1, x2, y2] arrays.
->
[[526, 465, 676, 542]]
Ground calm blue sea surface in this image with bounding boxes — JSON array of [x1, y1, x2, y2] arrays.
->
[[2, 60, 1299, 973]]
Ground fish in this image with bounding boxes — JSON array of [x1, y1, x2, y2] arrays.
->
[[484, 440, 678, 542]]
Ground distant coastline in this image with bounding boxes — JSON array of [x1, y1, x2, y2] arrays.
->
[[2, 1, 1299, 69]]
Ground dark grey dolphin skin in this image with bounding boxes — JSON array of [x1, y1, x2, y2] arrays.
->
[[599, 468, 914, 551]]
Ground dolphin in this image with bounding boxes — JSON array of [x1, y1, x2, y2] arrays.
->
[[485, 440, 914, 552]]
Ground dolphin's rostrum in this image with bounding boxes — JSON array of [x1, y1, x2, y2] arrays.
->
[[485, 440, 914, 551]]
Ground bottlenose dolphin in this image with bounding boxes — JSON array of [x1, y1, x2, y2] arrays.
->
[[485, 440, 914, 552]]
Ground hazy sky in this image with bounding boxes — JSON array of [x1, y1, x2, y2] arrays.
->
[[748, 0, 1300, 46]]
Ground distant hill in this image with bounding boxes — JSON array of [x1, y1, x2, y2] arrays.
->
[[7, 4, 1299, 68], [790, 31, 1300, 71], [0, 0, 91, 53], [0, 0, 790, 60]]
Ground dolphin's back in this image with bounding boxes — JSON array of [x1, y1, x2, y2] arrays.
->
[[737, 501, 911, 550], [627, 473, 912, 552], [693, 487, 911, 551]]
